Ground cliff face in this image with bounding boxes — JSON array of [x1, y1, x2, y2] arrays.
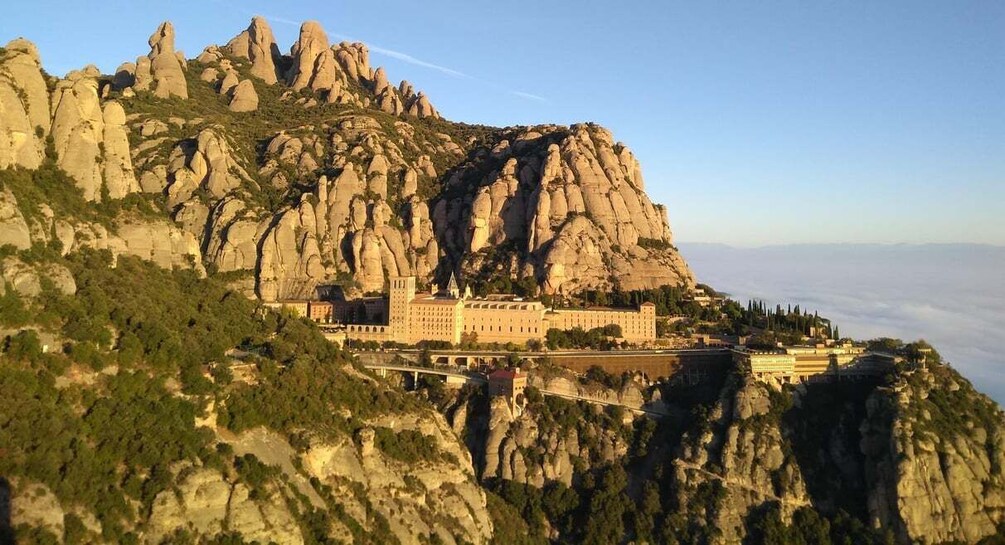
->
[[862, 362, 1005, 544], [5, 402, 494, 545], [426, 361, 1005, 545], [0, 17, 694, 301]]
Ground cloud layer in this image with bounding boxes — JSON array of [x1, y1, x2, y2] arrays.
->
[[680, 243, 1005, 404]]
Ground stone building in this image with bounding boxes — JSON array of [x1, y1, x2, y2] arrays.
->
[[734, 344, 885, 382], [342, 275, 657, 346], [544, 303, 656, 343], [488, 368, 527, 414]]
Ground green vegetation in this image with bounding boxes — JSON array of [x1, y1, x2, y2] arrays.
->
[[373, 427, 456, 465], [0, 363, 214, 538], [484, 490, 548, 545], [636, 237, 674, 251], [740, 300, 836, 341], [0, 248, 442, 542], [743, 503, 893, 545], [0, 160, 164, 232], [545, 324, 623, 349]]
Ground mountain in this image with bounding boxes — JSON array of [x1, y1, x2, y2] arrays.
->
[[2, 16, 1005, 545], [0, 17, 693, 301]]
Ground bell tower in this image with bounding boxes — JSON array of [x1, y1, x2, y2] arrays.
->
[[389, 276, 415, 342]]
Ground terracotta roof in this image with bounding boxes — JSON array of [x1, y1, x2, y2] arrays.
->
[[489, 369, 521, 380]]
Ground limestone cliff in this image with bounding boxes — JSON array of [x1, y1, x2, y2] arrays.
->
[[0, 39, 49, 170], [862, 361, 1005, 544], [425, 358, 1005, 545], [3, 17, 692, 301]]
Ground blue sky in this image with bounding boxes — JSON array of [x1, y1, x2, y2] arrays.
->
[[3, 1, 1003, 246]]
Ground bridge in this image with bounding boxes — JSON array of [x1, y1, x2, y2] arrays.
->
[[358, 348, 734, 381], [366, 362, 486, 386]]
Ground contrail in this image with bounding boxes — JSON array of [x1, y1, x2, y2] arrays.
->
[[215, 3, 547, 102], [511, 91, 547, 102], [331, 32, 471, 80]]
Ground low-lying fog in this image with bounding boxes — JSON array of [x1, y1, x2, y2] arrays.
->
[[679, 243, 1005, 404]]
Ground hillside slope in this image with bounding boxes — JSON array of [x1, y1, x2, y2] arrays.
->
[[0, 251, 493, 545]]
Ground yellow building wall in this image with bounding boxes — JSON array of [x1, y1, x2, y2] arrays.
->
[[545, 304, 656, 343], [406, 299, 463, 345], [462, 301, 546, 344], [342, 276, 656, 346]]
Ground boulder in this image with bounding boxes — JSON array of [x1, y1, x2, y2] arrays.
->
[[229, 79, 259, 112]]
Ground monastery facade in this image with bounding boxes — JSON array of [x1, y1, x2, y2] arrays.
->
[[275, 275, 657, 346]]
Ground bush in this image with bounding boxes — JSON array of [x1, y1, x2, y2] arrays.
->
[[373, 427, 451, 464]]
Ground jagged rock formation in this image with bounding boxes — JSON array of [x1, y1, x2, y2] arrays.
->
[[437, 369, 655, 489], [439, 124, 693, 293], [3, 18, 690, 299], [0, 39, 49, 170], [51, 68, 131, 200], [224, 16, 281, 84], [862, 363, 1005, 544], [135, 22, 188, 99], [432, 358, 1005, 545], [670, 374, 812, 544], [1, 40, 140, 201], [286, 21, 333, 92]]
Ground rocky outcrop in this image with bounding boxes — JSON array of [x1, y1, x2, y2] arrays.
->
[[303, 413, 494, 545], [0, 255, 76, 298], [163, 127, 253, 207], [50, 70, 139, 200], [672, 375, 811, 544], [2, 196, 204, 274], [4, 18, 692, 301], [286, 21, 333, 92], [862, 363, 1005, 544], [136, 22, 188, 99], [0, 39, 49, 169], [146, 467, 304, 545], [225, 16, 281, 84], [444, 380, 636, 489], [101, 101, 141, 198], [229, 79, 259, 112], [0, 188, 31, 250], [438, 124, 693, 293]]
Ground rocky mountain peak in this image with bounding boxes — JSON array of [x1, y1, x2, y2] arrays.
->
[[1, 16, 689, 298], [287, 20, 331, 91], [225, 16, 281, 84], [134, 21, 188, 99]]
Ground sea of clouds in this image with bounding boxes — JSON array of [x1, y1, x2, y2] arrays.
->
[[679, 243, 1005, 404]]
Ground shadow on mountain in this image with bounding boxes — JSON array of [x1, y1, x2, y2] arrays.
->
[[1, 477, 12, 545], [781, 379, 885, 519]]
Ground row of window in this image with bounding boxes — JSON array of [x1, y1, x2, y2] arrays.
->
[[464, 324, 540, 334]]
